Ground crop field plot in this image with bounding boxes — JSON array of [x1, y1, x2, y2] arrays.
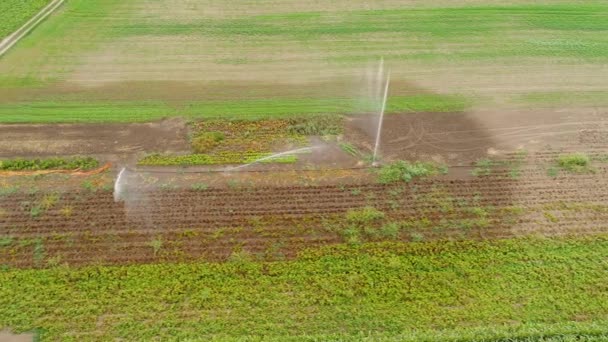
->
[[1, 0, 608, 122], [2, 0, 608, 341]]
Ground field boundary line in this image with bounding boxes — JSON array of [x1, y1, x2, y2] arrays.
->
[[0, 0, 65, 58]]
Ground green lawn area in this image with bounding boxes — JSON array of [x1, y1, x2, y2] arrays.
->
[[2, 236, 608, 340], [0, 0, 51, 39]]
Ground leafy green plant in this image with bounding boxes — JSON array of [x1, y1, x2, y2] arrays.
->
[[191, 183, 209, 191], [149, 237, 163, 256], [379, 223, 400, 239], [0, 236, 13, 247], [33, 238, 44, 267], [471, 159, 494, 177], [339, 142, 361, 157], [346, 207, 385, 225], [410, 232, 425, 242], [557, 153, 594, 173], [377, 161, 446, 184], [81, 180, 95, 192], [191, 131, 225, 153], [336, 207, 388, 243], [30, 205, 42, 218], [547, 166, 559, 178], [0, 157, 99, 171], [41, 193, 60, 210]]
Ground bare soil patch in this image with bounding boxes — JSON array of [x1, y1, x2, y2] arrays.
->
[[345, 108, 608, 165], [0, 118, 189, 161]]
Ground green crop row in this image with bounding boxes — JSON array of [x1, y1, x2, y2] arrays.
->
[[2, 236, 608, 340], [0, 95, 470, 124], [0, 156, 99, 171], [138, 152, 297, 166]]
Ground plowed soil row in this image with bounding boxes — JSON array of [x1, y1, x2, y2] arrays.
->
[[2, 165, 608, 268]]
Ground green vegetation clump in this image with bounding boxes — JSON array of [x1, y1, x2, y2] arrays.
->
[[557, 153, 593, 173], [2, 236, 608, 340], [287, 114, 343, 136], [0, 157, 99, 171], [138, 152, 297, 166], [471, 158, 494, 176], [377, 160, 447, 184], [336, 207, 388, 243], [346, 206, 385, 225], [191, 131, 225, 153]]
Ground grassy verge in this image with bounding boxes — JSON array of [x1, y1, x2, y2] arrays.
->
[[2, 236, 608, 340], [0, 94, 469, 123], [0, 0, 52, 39]]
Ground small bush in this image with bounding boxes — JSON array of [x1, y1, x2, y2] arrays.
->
[[379, 223, 400, 239], [471, 159, 494, 177], [191, 131, 225, 153], [377, 161, 445, 184], [149, 237, 163, 256], [557, 153, 592, 173], [346, 207, 385, 225], [191, 183, 209, 191]]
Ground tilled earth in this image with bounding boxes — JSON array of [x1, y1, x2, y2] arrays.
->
[[2, 151, 608, 268]]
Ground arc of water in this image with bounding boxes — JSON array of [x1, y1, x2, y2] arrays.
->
[[376, 57, 384, 102], [372, 72, 390, 166], [226, 147, 314, 171], [114, 167, 126, 202]]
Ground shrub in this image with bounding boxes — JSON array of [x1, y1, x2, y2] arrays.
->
[[471, 159, 494, 177], [557, 153, 592, 173], [377, 161, 445, 184], [191, 131, 225, 153], [379, 223, 400, 239], [346, 207, 385, 225], [287, 115, 343, 136]]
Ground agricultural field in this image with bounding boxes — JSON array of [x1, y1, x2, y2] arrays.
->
[[0, 0, 52, 39], [1, 0, 608, 341], [1, 0, 608, 121]]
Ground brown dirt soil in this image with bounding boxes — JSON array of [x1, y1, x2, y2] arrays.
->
[[345, 108, 608, 166], [0, 118, 190, 162], [3, 160, 608, 269]]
